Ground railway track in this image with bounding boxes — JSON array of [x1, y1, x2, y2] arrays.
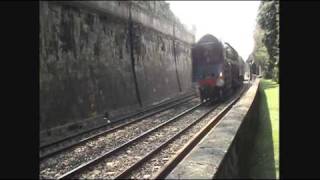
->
[[152, 85, 248, 179], [113, 102, 221, 179], [54, 86, 247, 179], [40, 84, 249, 179], [40, 92, 196, 149], [40, 93, 196, 160], [40, 96, 201, 179], [115, 85, 248, 179], [55, 100, 205, 179]]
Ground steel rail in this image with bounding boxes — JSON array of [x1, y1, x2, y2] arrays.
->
[[40, 93, 195, 150], [40, 95, 196, 160], [57, 101, 204, 179], [114, 103, 221, 179], [152, 85, 248, 179]]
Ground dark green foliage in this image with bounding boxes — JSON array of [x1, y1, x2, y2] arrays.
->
[[252, 1, 279, 83]]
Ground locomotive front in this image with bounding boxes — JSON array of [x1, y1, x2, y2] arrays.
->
[[192, 34, 225, 102]]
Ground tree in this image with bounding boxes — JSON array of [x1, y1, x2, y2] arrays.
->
[[253, 24, 269, 76], [253, 0, 279, 82]]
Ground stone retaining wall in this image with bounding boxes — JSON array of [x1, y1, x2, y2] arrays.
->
[[40, 1, 195, 144]]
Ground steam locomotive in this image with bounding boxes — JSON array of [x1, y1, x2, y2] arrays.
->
[[192, 34, 245, 102]]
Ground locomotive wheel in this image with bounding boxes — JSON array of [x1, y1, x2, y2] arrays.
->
[[218, 88, 224, 102], [200, 95, 204, 103], [199, 88, 205, 103]]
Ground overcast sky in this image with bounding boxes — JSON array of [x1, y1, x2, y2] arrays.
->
[[167, 1, 261, 60]]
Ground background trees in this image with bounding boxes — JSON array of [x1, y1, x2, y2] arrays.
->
[[252, 1, 279, 83]]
